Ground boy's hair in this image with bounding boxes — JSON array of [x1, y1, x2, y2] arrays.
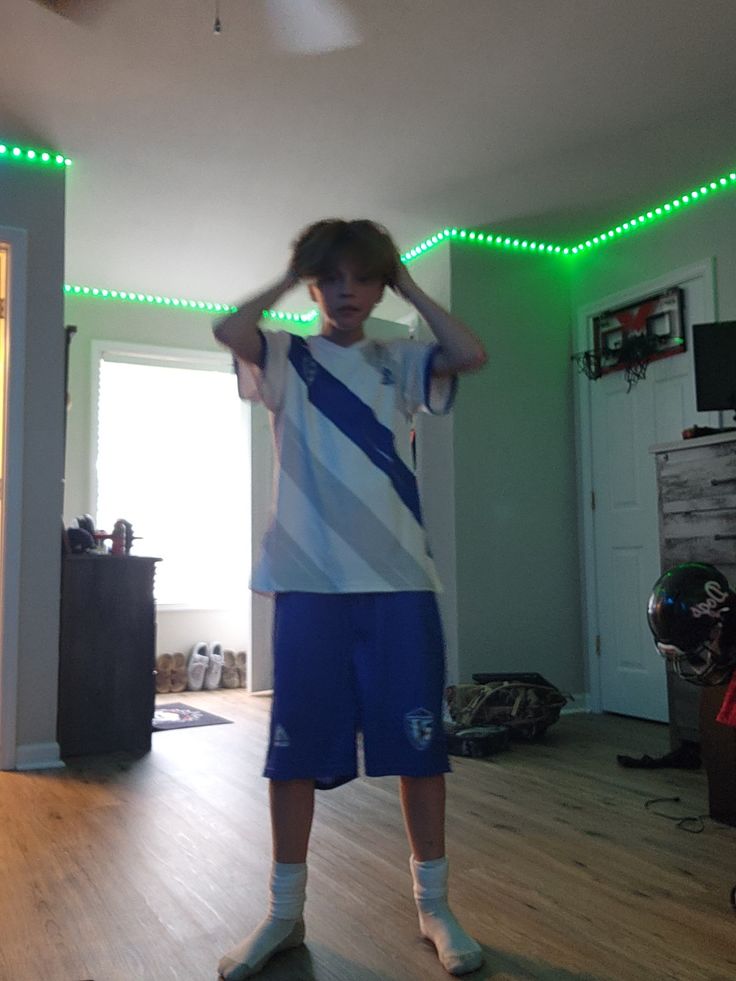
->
[[291, 219, 399, 285]]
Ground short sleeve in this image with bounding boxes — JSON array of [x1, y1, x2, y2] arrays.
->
[[390, 340, 458, 417], [234, 330, 292, 412]]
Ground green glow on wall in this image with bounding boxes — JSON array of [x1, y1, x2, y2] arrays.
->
[[0, 142, 72, 167], [63, 164, 736, 318]]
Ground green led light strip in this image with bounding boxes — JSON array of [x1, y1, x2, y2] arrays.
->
[[262, 308, 319, 325], [403, 167, 736, 259], [63, 282, 320, 324], [401, 226, 568, 261], [63, 164, 736, 317], [568, 168, 736, 254], [0, 142, 72, 167], [64, 282, 235, 313]]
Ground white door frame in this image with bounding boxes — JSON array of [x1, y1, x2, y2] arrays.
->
[[573, 258, 717, 714], [0, 226, 28, 770]]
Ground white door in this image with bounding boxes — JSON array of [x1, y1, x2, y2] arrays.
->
[[578, 262, 717, 720]]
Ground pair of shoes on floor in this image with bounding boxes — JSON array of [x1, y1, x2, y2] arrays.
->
[[188, 643, 247, 691], [188, 641, 225, 691], [155, 652, 187, 694], [223, 650, 248, 689], [186, 643, 247, 691]]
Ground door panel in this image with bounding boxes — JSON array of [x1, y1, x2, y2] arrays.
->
[[589, 271, 715, 719]]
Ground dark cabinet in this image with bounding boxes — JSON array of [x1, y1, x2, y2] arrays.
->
[[700, 684, 736, 826], [58, 555, 159, 757]]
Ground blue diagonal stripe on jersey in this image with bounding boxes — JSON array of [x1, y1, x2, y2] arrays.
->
[[288, 336, 423, 525]]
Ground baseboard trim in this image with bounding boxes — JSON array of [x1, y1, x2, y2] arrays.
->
[[14, 741, 65, 771], [561, 692, 591, 714]]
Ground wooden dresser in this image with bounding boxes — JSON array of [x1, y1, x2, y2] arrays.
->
[[58, 554, 160, 758], [651, 432, 736, 825]]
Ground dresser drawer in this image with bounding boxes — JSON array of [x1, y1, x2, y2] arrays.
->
[[657, 441, 736, 512], [661, 506, 736, 562], [661, 504, 736, 540]]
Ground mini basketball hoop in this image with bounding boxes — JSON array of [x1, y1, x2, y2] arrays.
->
[[572, 287, 686, 391]]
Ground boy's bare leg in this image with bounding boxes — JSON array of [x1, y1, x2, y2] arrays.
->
[[218, 779, 314, 980], [400, 774, 446, 860], [270, 777, 315, 862], [400, 775, 482, 977]]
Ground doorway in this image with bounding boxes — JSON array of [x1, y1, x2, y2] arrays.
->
[[576, 260, 718, 720], [0, 227, 28, 769]]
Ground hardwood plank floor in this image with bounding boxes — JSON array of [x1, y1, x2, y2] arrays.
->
[[1, 691, 735, 981]]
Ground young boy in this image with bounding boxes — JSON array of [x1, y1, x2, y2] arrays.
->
[[213, 219, 487, 979]]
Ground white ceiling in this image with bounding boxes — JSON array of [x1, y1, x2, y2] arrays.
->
[[2, 0, 736, 307]]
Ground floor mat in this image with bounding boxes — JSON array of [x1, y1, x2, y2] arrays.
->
[[152, 702, 233, 730]]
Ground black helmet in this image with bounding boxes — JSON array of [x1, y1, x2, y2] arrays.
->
[[647, 563, 736, 686]]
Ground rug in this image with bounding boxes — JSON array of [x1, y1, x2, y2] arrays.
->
[[152, 702, 233, 731]]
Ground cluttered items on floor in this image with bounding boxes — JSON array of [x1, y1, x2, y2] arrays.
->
[[444, 673, 569, 758]]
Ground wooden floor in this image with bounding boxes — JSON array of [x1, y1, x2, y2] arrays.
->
[[1, 692, 735, 981]]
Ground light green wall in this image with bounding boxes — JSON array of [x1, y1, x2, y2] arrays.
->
[[450, 243, 582, 692], [448, 191, 736, 695], [1, 161, 66, 759], [570, 196, 736, 320]]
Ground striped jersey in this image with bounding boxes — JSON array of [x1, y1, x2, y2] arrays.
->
[[236, 330, 457, 594]]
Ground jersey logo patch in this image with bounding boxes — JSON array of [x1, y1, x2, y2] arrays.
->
[[274, 723, 291, 748], [380, 366, 395, 385], [404, 708, 434, 751]]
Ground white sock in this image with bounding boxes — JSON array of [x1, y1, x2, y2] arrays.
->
[[218, 862, 306, 980], [410, 856, 482, 976]]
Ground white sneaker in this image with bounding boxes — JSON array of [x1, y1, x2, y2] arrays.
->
[[204, 641, 224, 690], [187, 642, 209, 691]]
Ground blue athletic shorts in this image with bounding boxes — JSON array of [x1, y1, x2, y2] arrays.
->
[[264, 591, 451, 790]]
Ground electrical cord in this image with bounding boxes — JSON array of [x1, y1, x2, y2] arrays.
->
[[645, 796, 736, 913], [644, 796, 706, 833]]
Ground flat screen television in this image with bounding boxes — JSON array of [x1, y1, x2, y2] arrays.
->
[[692, 321, 736, 418]]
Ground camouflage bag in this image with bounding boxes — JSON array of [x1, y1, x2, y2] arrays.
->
[[446, 672, 569, 741]]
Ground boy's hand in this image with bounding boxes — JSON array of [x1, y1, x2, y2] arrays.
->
[[389, 259, 488, 375], [391, 261, 419, 301]]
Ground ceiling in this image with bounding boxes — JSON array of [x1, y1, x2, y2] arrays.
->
[[1, 0, 736, 309]]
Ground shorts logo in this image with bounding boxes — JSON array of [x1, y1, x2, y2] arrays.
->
[[404, 708, 434, 751], [274, 723, 290, 748]]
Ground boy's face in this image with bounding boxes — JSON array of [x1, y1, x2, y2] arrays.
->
[[308, 261, 385, 346]]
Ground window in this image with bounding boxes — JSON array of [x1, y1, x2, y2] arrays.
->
[[94, 345, 250, 609]]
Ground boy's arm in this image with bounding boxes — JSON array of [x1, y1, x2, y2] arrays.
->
[[393, 265, 487, 377], [213, 268, 298, 365]]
